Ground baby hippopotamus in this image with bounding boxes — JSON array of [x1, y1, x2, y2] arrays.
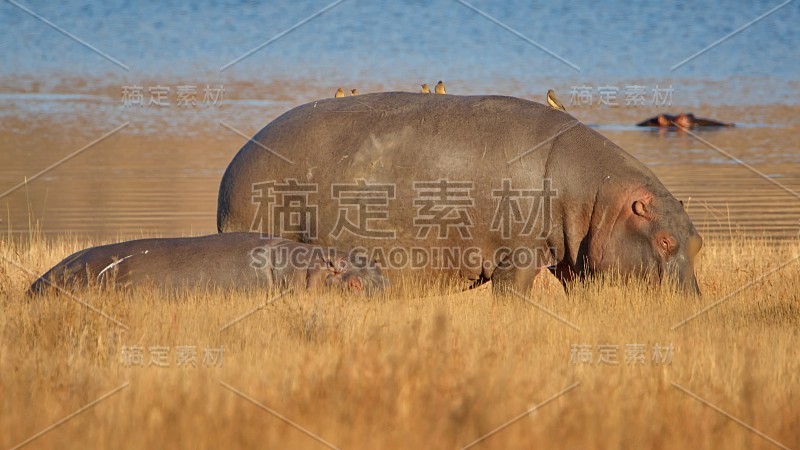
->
[[29, 233, 387, 295], [637, 113, 734, 128]]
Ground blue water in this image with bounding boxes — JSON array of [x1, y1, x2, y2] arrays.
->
[[1, 0, 798, 104]]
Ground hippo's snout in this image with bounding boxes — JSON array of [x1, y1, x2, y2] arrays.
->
[[680, 234, 703, 296], [680, 272, 701, 296], [663, 253, 701, 296]]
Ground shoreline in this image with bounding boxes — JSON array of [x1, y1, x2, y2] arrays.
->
[[1, 76, 798, 239]]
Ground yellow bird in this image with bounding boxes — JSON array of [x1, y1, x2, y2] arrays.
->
[[435, 80, 446, 94], [350, 89, 359, 96], [420, 84, 431, 94], [546, 89, 566, 111], [335, 88, 345, 98]]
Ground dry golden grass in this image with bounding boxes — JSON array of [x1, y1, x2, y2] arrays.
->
[[1, 233, 799, 449]]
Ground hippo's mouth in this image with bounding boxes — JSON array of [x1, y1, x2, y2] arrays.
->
[[661, 256, 701, 295]]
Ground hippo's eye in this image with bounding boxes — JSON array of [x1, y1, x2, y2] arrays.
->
[[659, 236, 677, 254]]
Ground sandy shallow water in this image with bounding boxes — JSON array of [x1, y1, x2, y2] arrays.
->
[[1, 78, 798, 239]]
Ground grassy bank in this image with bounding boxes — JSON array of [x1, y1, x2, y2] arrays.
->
[[1, 234, 798, 449]]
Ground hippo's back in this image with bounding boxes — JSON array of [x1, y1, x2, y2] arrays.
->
[[217, 92, 581, 234], [29, 233, 276, 294]]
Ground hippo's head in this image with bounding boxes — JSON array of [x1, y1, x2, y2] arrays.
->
[[599, 192, 702, 294], [333, 268, 390, 296], [313, 255, 388, 295], [656, 114, 673, 127], [674, 113, 696, 128]]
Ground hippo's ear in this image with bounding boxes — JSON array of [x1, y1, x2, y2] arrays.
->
[[348, 276, 364, 291], [632, 200, 655, 220], [328, 256, 348, 273]]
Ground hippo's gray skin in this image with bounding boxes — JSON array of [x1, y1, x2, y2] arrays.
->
[[29, 233, 386, 295], [217, 93, 702, 295]]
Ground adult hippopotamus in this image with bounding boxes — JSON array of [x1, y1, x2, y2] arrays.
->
[[217, 93, 702, 294], [29, 233, 386, 295], [637, 113, 734, 128]]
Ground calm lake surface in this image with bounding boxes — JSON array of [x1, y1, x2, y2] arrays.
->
[[1, 0, 798, 238]]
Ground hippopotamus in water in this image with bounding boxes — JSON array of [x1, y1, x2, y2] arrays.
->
[[217, 92, 702, 295], [29, 233, 387, 295], [637, 113, 734, 128]]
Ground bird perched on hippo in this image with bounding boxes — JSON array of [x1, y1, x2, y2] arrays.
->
[[29, 233, 387, 295], [217, 92, 702, 295], [546, 89, 566, 111]]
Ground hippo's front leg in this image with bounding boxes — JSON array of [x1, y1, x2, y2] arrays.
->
[[548, 263, 578, 291], [490, 263, 541, 296]]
